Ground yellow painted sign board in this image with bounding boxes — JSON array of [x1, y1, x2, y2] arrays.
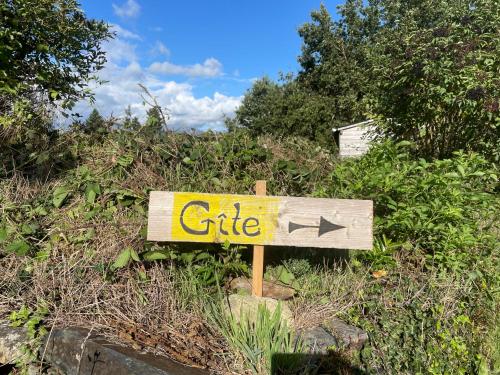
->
[[170, 192, 280, 245], [148, 191, 373, 250]]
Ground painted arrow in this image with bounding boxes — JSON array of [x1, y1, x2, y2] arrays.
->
[[288, 216, 346, 237]]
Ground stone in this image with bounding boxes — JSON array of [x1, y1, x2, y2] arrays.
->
[[224, 294, 294, 327], [0, 322, 50, 375], [229, 277, 296, 300], [41, 327, 207, 375], [297, 326, 338, 354], [322, 318, 368, 350], [0, 321, 28, 365], [0, 321, 207, 374]]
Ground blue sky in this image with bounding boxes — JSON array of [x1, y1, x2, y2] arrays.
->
[[76, 0, 343, 130]]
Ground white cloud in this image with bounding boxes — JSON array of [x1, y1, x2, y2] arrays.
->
[[70, 28, 241, 131], [151, 41, 170, 57], [72, 39, 240, 131], [103, 37, 138, 64], [148, 58, 223, 77], [111, 24, 141, 40], [112, 0, 141, 19]]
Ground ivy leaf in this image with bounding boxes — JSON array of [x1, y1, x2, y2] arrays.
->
[[130, 247, 140, 262], [53, 186, 70, 208], [85, 182, 101, 204], [111, 248, 131, 270], [142, 250, 169, 261], [0, 227, 7, 242], [6, 240, 30, 256]]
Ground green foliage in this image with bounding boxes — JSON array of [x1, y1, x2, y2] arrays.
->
[[265, 265, 296, 286], [232, 3, 375, 144], [6, 239, 30, 256], [81, 109, 107, 135], [370, 0, 500, 158], [282, 258, 312, 279], [111, 246, 140, 271], [0, 0, 111, 178], [121, 105, 141, 131], [0, 119, 497, 373], [233, 1, 499, 159], [52, 186, 70, 208], [142, 241, 249, 286], [144, 106, 165, 134], [230, 77, 341, 145], [296, 2, 376, 124], [347, 269, 495, 374], [9, 303, 49, 372], [323, 141, 498, 270], [0, 0, 111, 108], [208, 300, 301, 374]]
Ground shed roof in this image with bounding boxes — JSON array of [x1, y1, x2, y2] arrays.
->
[[332, 119, 374, 133]]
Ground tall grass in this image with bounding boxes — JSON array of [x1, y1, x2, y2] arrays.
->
[[206, 297, 303, 374]]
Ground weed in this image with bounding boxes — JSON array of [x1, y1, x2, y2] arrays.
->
[[9, 303, 49, 373], [0, 131, 497, 373], [207, 298, 302, 374]]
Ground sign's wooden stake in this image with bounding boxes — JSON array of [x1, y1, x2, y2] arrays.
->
[[252, 180, 266, 297]]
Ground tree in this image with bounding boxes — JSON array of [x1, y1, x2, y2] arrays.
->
[[83, 109, 105, 134], [138, 83, 169, 138], [232, 77, 337, 144], [296, 2, 377, 126], [370, 0, 500, 158], [233, 77, 282, 135], [233, 0, 499, 158], [141, 106, 166, 139], [0, 0, 112, 109], [122, 106, 141, 131], [232, 3, 377, 145]]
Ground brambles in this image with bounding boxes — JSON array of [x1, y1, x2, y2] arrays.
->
[[324, 141, 498, 271], [1, 128, 497, 373], [1, 0, 498, 372]]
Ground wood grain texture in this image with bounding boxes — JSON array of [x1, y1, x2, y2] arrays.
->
[[252, 180, 266, 297], [147, 191, 372, 250], [338, 124, 376, 158]]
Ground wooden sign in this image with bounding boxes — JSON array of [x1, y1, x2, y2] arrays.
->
[[147, 191, 372, 250]]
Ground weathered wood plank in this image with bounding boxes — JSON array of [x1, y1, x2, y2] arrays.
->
[[252, 180, 266, 297], [147, 191, 372, 250]]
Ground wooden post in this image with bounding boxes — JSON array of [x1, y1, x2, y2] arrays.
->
[[252, 180, 266, 297]]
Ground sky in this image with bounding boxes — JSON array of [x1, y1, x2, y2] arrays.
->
[[75, 0, 343, 131]]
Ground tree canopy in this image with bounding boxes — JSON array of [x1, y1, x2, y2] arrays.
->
[[231, 0, 499, 158], [370, 0, 500, 158], [0, 0, 112, 109]]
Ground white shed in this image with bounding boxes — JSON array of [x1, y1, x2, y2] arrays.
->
[[332, 119, 376, 158]]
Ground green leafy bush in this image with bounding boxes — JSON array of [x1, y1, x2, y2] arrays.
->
[[323, 141, 498, 270], [349, 268, 495, 374], [371, 0, 500, 159], [309, 140, 499, 373]]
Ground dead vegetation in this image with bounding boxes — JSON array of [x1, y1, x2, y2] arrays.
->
[[0, 130, 337, 373], [1, 130, 498, 374]]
